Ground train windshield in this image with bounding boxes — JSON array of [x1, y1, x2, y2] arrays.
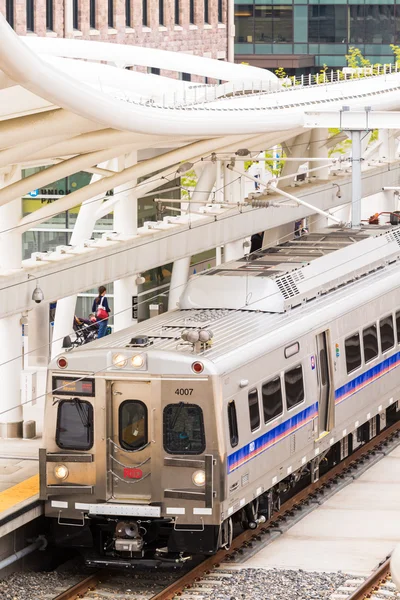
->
[[163, 403, 205, 455], [56, 399, 94, 451]]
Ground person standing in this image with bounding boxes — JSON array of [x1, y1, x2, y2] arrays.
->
[[92, 286, 110, 338]]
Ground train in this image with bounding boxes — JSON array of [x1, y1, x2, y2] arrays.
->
[[39, 223, 400, 568]]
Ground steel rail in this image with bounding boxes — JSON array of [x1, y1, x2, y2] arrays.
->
[[53, 419, 400, 600], [347, 558, 391, 600]]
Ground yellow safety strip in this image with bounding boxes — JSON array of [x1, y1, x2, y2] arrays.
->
[[0, 474, 39, 514]]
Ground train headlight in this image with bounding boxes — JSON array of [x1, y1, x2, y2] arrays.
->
[[192, 469, 206, 487], [112, 353, 127, 368], [131, 354, 144, 368], [54, 464, 69, 481]]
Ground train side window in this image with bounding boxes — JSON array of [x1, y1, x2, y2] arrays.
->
[[284, 365, 304, 410], [163, 403, 205, 455], [262, 376, 283, 423], [56, 399, 93, 451], [396, 311, 400, 343], [227, 401, 239, 448], [344, 332, 362, 374], [248, 388, 260, 432], [363, 324, 378, 363], [119, 400, 148, 451], [380, 315, 395, 352]]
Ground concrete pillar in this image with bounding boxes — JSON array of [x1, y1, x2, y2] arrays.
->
[[168, 163, 217, 310], [0, 169, 23, 437], [351, 130, 362, 228], [28, 301, 50, 368], [279, 131, 311, 188], [224, 239, 244, 262], [168, 257, 191, 310], [308, 128, 330, 180], [263, 222, 293, 248], [216, 246, 222, 265], [379, 130, 397, 162], [114, 151, 138, 332], [51, 159, 118, 358], [190, 163, 217, 211]]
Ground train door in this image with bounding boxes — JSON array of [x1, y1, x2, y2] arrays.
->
[[108, 380, 157, 501], [316, 330, 334, 437]]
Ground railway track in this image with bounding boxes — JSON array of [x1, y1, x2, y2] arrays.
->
[[52, 421, 400, 600], [332, 558, 396, 599]]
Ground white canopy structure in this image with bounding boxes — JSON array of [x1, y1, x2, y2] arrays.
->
[[0, 12, 400, 436]]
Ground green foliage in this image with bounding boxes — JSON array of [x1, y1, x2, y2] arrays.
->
[[390, 44, 400, 68], [275, 67, 287, 79], [181, 169, 197, 200]]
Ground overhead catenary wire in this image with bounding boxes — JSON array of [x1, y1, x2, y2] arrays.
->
[[0, 196, 393, 419]]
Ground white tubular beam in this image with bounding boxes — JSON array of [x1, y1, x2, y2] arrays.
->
[[0, 144, 132, 207], [168, 257, 191, 310], [0, 108, 102, 150], [114, 151, 139, 332], [169, 163, 217, 309], [229, 164, 342, 224], [304, 111, 400, 130], [0, 313, 23, 436], [279, 131, 311, 187], [28, 301, 50, 367], [189, 163, 217, 211], [272, 186, 342, 224], [0, 135, 68, 169], [0, 168, 22, 437], [308, 128, 330, 180], [0, 162, 397, 319], [351, 130, 362, 228], [17, 135, 260, 232], [224, 239, 244, 262], [51, 158, 118, 359]]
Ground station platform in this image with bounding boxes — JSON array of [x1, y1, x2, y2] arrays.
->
[[0, 437, 41, 528], [240, 441, 400, 576]]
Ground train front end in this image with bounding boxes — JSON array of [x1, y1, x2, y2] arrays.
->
[[40, 343, 222, 568]]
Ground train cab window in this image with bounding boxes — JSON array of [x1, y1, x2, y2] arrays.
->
[[248, 388, 260, 432], [284, 365, 304, 409], [56, 399, 93, 451], [396, 311, 400, 343], [363, 324, 378, 363], [380, 315, 395, 352], [163, 403, 205, 455], [262, 376, 283, 423], [119, 400, 148, 451], [228, 401, 239, 448], [345, 333, 362, 374]]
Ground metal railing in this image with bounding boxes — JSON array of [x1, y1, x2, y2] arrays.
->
[[113, 62, 400, 111]]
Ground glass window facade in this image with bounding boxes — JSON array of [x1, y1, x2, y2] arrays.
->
[[235, 0, 400, 72]]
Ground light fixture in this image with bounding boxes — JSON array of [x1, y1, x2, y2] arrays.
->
[[135, 274, 146, 285], [192, 470, 206, 486], [112, 353, 127, 368], [32, 281, 44, 304], [177, 161, 194, 174], [54, 464, 69, 480], [131, 354, 144, 368]]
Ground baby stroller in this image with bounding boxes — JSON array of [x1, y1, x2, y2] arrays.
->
[[74, 316, 98, 346]]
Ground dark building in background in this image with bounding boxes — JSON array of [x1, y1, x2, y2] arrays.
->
[[234, 1, 398, 74]]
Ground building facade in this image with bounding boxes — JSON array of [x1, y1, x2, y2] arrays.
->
[[1, 0, 228, 63], [234, 1, 399, 73]]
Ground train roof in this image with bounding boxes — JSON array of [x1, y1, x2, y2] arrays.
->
[[179, 224, 400, 312], [71, 223, 400, 368]]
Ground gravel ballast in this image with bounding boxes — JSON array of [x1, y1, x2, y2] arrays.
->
[[0, 567, 354, 600]]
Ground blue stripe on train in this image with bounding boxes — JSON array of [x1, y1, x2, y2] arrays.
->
[[335, 350, 400, 404], [227, 402, 318, 474], [227, 349, 400, 474]]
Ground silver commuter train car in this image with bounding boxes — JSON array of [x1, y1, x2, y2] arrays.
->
[[40, 224, 400, 567]]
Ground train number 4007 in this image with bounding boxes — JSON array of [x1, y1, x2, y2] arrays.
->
[[175, 388, 193, 396]]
